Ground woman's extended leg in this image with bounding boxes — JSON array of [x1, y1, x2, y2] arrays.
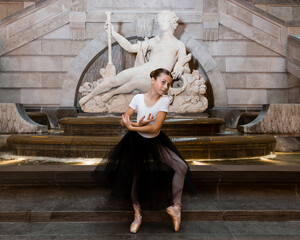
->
[[130, 173, 142, 233], [159, 145, 188, 232], [159, 146, 188, 205]]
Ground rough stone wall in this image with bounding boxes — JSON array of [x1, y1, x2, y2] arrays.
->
[[0, 0, 299, 108]]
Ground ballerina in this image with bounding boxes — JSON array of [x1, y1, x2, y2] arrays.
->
[[96, 68, 194, 233]]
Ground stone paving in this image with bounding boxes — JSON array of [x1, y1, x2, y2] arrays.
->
[[1, 221, 300, 239]]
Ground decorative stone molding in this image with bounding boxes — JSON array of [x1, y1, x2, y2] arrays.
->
[[0, 103, 48, 133], [239, 104, 300, 134], [0, 0, 70, 56], [219, 0, 288, 56], [202, 12, 219, 41], [70, 11, 86, 40]]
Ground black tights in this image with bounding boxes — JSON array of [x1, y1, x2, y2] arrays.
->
[[131, 146, 188, 206]]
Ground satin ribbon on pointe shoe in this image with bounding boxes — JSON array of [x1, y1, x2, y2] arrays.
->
[[130, 204, 142, 233], [166, 203, 182, 232]]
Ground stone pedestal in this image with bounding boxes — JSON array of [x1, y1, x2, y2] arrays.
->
[[0, 103, 47, 133]]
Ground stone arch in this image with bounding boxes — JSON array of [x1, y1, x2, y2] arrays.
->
[[60, 33, 228, 107]]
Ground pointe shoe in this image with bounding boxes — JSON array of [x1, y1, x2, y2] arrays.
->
[[130, 204, 142, 233], [166, 203, 181, 232]]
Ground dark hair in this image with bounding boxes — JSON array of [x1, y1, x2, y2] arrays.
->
[[150, 68, 172, 79]]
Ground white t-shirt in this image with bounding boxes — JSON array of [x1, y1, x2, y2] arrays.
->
[[129, 94, 170, 138]]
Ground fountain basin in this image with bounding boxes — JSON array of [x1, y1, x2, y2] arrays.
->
[[7, 134, 276, 159], [59, 117, 226, 136]]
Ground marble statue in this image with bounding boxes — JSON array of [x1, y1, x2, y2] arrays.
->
[[79, 10, 208, 113], [169, 70, 208, 113]]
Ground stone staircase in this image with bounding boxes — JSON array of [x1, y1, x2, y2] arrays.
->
[[0, 165, 300, 228], [0, 0, 70, 56]]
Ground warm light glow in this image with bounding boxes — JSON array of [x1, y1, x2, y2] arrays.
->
[[83, 160, 97, 165], [192, 161, 209, 165], [0, 158, 25, 165], [259, 157, 281, 164]]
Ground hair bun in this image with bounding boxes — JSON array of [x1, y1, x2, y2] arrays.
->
[[149, 68, 172, 79]]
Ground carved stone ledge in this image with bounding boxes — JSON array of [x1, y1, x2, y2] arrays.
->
[[239, 104, 300, 134], [0, 103, 48, 134]]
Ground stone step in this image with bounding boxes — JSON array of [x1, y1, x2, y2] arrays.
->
[[0, 175, 300, 222], [6, 134, 276, 159], [1, 165, 300, 186], [1, 210, 300, 222], [59, 117, 226, 136]]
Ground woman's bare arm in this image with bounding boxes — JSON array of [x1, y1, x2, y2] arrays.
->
[[122, 111, 167, 134]]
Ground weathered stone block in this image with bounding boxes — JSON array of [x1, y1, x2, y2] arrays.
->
[[7, 40, 42, 55], [224, 73, 289, 89], [213, 57, 226, 71], [219, 25, 247, 40], [41, 40, 87, 55], [63, 57, 75, 72], [227, 1, 252, 25], [0, 73, 65, 88], [223, 73, 247, 88], [205, 41, 247, 56], [42, 24, 71, 39], [226, 57, 267, 72], [253, 15, 280, 39], [204, 0, 218, 12], [266, 89, 288, 103], [288, 87, 300, 103], [227, 89, 267, 105], [0, 57, 21, 71], [225, 57, 285, 72], [183, 24, 202, 40], [268, 57, 286, 72], [251, 28, 283, 55], [1, 56, 65, 72], [20, 56, 64, 72], [21, 89, 61, 105], [287, 74, 300, 88], [246, 42, 279, 56], [0, 89, 20, 103], [248, 73, 288, 88]]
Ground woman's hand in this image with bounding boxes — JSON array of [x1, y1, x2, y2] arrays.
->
[[138, 114, 154, 126], [104, 20, 115, 33], [122, 114, 132, 130]]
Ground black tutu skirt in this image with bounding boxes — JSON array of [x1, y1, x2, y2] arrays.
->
[[94, 130, 195, 210]]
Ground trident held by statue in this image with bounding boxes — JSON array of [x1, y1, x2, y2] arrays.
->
[[100, 11, 116, 79]]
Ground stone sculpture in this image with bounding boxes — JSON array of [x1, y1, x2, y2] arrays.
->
[[79, 10, 208, 113]]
